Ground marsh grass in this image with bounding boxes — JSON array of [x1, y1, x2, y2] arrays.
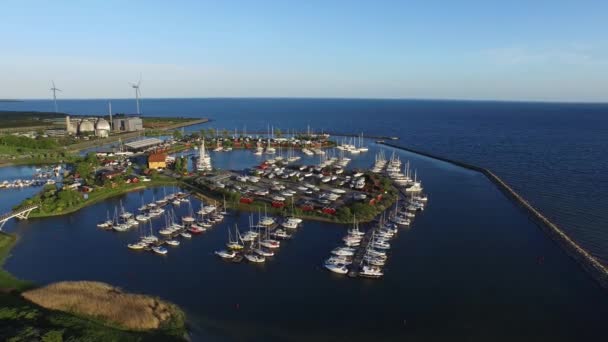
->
[[22, 281, 185, 332]]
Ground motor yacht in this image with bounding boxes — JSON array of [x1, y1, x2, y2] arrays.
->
[[245, 253, 266, 263], [359, 265, 383, 278], [215, 249, 236, 259], [324, 263, 348, 274], [152, 246, 168, 255]]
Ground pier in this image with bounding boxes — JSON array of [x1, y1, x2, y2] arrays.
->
[[347, 227, 374, 278], [379, 141, 608, 290]]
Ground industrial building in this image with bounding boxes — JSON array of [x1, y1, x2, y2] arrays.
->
[[124, 137, 163, 151], [65, 116, 111, 137], [113, 116, 143, 132]]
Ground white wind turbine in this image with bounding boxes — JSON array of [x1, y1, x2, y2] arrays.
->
[[129, 76, 142, 115], [50, 81, 61, 113]]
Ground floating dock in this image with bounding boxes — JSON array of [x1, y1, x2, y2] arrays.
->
[[347, 227, 375, 278]]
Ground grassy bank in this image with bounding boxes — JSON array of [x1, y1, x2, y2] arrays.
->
[[19, 178, 178, 219], [0, 233, 31, 291]]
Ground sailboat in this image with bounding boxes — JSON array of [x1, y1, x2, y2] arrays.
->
[[244, 252, 266, 263], [215, 249, 236, 259], [220, 196, 229, 215], [127, 241, 146, 250], [138, 196, 147, 212], [282, 198, 302, 229], [259, 205, 276, 227], [265, 126, 276, 154], [260, 221, 280, 249], [253, 225, 275, 257], [113, 207, 129, 232], [182, 202, 196, 225], [254, 142, 264, 155], [358, 133, 369, 152], [152, 245, 168, 255], [324, 262, 349, 274], [136, 213, 150, 222], [119, 200, 133, 220], [197, 140, 212, 171], [97, 210, 113, 229], [226, 224, 244, 250]]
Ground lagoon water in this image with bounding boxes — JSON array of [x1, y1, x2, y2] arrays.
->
[[2, 142, 607, 341]]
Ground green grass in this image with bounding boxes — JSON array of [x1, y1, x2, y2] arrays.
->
[[23, 178, 178, 219], [0, 145, 54, 154], [0, 233, 31, 291]]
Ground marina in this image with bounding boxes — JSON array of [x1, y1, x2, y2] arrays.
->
[[2, 2, 608, 339], [0, 165, 63, 189], [1, 138, 607, 340], [96, 189, 230, 256]]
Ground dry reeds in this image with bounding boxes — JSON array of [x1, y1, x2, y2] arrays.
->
[[22, 281, 180, 331]]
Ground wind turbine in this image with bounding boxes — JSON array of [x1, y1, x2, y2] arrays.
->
[[129, 76, 142, 115], [50, 81, 61, 113]]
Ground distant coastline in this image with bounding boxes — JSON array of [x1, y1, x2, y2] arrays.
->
[[2, 97, 607, 105]]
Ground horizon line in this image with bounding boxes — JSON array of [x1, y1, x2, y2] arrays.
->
[[1, 96, 607, 105]]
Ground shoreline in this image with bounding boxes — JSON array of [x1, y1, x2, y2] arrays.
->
[[379, 141, 608, 290], [23, 179, 179, 219]]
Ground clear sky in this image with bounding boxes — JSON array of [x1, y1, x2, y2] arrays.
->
[[1, 0, 607, 101]]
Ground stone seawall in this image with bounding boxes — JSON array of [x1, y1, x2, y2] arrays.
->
[[379, 141, 608, 290]]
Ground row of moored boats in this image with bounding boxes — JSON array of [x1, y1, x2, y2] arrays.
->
[[324, 217, 400, 278], [214, 212, 302, 263]]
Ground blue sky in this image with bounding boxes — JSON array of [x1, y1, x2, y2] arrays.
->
[[1, 0, 607, 101]]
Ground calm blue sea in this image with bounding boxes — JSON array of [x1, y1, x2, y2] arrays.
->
[[2, 98, 607, 266]]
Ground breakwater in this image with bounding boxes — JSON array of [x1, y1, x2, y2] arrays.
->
[[379, 141, 608, 290]]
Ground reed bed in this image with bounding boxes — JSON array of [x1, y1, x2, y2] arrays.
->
[[22, 281, 183, 331]]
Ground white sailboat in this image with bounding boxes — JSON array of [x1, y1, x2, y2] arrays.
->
[[196, 140, 212, 171], [226, 224, 244, 250], [358, 133, 369, 152], [97, 210, 113, 228]]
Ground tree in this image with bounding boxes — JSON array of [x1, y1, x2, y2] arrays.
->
[[207, 128, 215, 138], [173, 130, 183, 140], [351, 203, 376, 220], [200, 129, 207, 138], [221, 129, 229, 138], [336, 207, 352, 222], [174, 157, 183, 172], [275, 128, 282, 138]]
